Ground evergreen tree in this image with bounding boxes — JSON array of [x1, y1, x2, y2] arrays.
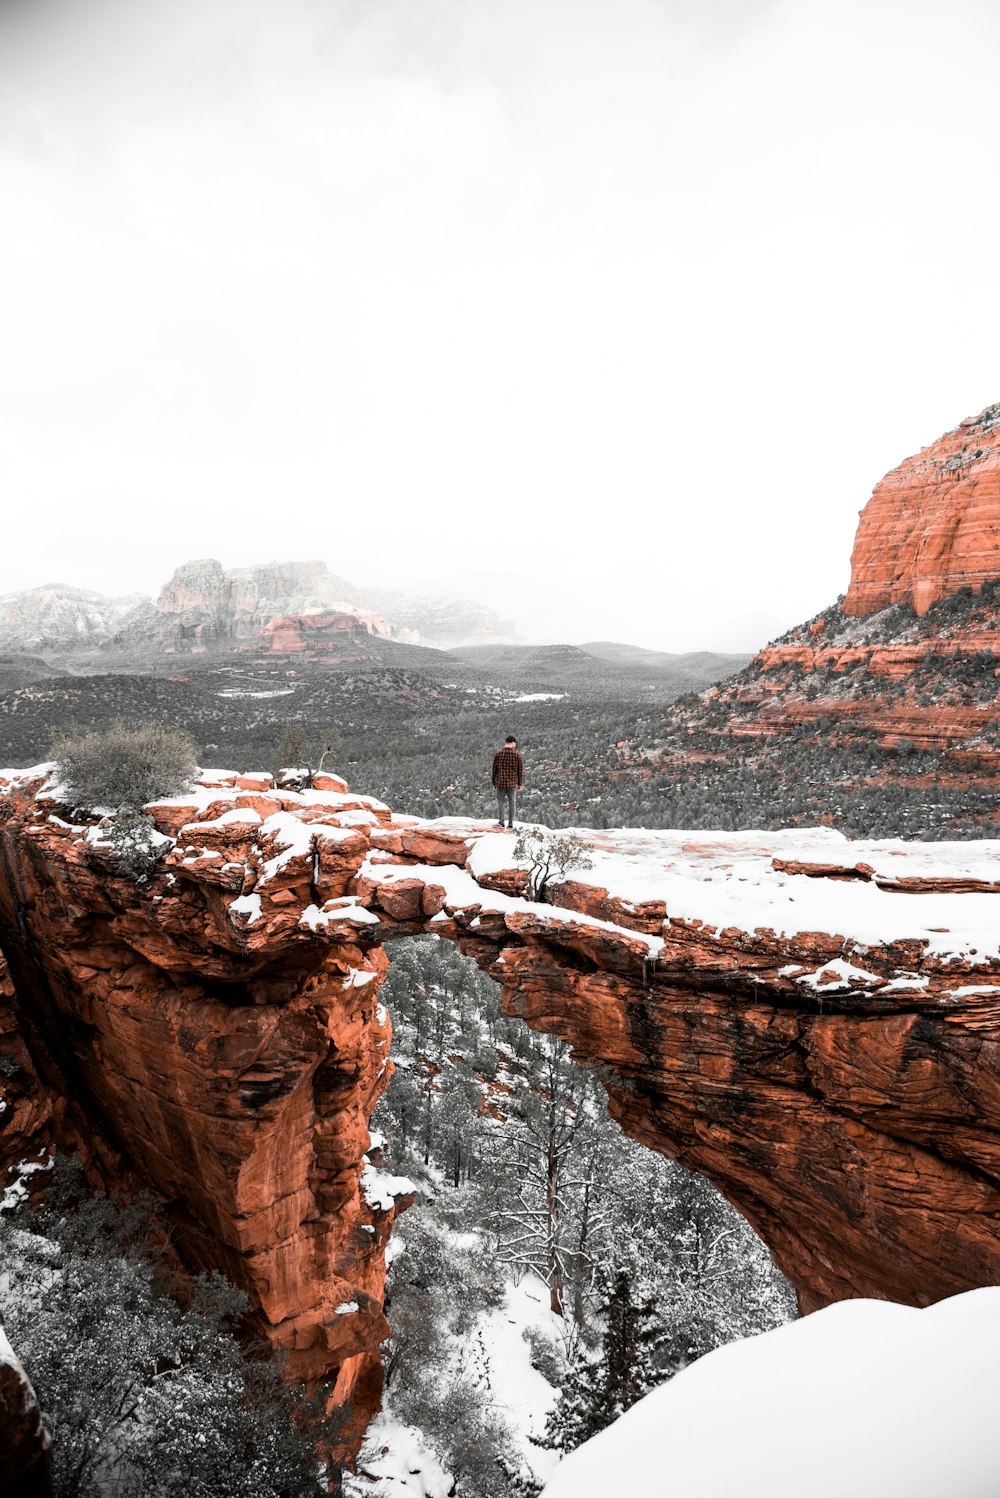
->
[[0, 1159, 331, 1497], [542, 1268, 665, 1452]]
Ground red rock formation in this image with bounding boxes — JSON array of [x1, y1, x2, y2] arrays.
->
[[844, 403, 1000, 617], [0, 773, 411, 1456], [644, 402, 1000, 829], [263, 613, 383, 656], [5, 770, 1000, 1393], [103, 559, 391, 661], [0, 1328, 52, 1498]]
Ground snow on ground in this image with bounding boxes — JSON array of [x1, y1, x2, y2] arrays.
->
[[345, 1266, 560, 1495], [345, 1409, 453, 1498], [364, 855, 665, 956], [215, 688, 296, 698], [462, 823, 1000, 964], [542, 1287, 1000, 1498], [464, 1272, 561, 1485]]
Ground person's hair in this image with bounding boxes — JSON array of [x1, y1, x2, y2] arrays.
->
[[505, 735, 517, 744]]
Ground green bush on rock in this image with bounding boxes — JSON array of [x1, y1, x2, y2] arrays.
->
[[52, 721, 196, 812]]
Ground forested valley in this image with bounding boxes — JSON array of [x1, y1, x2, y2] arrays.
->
[[349, 938, 794, 1494]]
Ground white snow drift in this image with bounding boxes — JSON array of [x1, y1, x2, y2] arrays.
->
[[542, 1287, 1000, 1498]]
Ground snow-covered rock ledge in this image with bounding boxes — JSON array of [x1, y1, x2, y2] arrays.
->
[[4, 766, 1000, 1400]]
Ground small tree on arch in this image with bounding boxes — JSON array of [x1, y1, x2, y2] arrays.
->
[[511, 828, 594, 903]]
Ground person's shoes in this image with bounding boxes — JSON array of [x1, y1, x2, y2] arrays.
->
[[497, 822, 506, 828]]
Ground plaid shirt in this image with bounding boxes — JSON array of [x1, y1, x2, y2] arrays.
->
[[492, 746, 524, 789]]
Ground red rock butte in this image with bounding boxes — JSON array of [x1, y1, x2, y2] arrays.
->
[[844, 402, 1000, 617], [4, 763, 1000, 1467]]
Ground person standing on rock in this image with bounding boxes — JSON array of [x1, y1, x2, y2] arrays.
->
[[492, 735, 524, 829]]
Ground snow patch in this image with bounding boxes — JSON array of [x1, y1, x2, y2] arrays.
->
[[361, 1162, 415, 1211], [229, 893, 263, 925], [0, 1155, 53, 1214], [795, 959, 883, 993], [346, 1411, 452, 1498], [542, 1287, 1000, 1498]]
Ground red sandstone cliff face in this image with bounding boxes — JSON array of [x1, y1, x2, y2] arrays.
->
[[0, 771, 411, 1453], [646, 402, 1000, 827], [5, 769, 1000, 1386], [844, 403, 1000, 617]]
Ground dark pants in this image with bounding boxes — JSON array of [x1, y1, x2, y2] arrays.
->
[[496, 787, 517, 827]]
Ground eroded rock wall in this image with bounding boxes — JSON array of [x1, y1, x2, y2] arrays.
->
[[0, 772, 408, 1440], [4, 770, 1000, 1436], [844, 403, 1000, 617]]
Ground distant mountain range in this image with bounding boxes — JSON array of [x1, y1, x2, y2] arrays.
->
[[0, 558, 517, 663], [0, 559, 750, 695], [447, 641, 752, 699], [0, 558, 753, 770]]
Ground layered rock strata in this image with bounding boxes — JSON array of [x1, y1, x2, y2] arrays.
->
[[0, 769, 411, 1447], [645, 403, 1000, 832], [2, 768, 1000, 1355], [844, 403, 1000, 617]]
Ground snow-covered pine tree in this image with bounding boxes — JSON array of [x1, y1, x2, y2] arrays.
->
[[542, 1268, 665, 1451], [541, 1347, 604, 1451]]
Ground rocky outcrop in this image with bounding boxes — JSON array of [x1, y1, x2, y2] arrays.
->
[[4, 767, 1000, 1402], [844, 403, 1000, 617], [0, 562, 516, 665], [0, 1326, 52, 1498], [0, 585, 148, 655], [644, 403, 1000, 834], [155, 560, 361, 619], [111, 559, 389, 660], [0, 770, 412, 1453]]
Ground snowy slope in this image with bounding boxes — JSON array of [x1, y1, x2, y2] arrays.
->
[[346, 1273, 560, 1495], [542, 1288, 1000, 1498], [462, 1274, 561, 1486]]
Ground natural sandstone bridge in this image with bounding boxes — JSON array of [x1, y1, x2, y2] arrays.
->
[[3, 765, 1000, 1433]]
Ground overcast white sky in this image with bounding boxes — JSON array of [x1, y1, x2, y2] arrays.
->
[[1, 0, 999, 650]]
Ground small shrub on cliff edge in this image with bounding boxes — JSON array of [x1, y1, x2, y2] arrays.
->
[[52, 720, 196, 811], [512, 828, 594, 902]]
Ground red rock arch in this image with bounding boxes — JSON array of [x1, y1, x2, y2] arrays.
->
[[3, 766, 1000, 1449]]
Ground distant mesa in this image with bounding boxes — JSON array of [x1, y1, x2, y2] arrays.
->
[[118, 558, 390, 659], [0, 559, 515, 661], [844, 402, 1000, 617], [154, 558, 363, 619]]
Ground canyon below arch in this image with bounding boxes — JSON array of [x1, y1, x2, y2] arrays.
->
[[3, 760, 1000, 1457]]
